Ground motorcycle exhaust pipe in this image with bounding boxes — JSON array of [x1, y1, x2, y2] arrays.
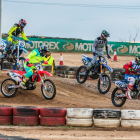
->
[[8, 85, 20, 89], [117, 94, 126, 98]]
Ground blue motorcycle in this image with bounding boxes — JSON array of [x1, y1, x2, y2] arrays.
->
[[76, 54, 113, 94], [0, 37, 28, 70], [111, 70, 140, 107]]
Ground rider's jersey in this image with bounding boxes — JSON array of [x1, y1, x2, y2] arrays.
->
[[8, 23, 28, 41], [24, 49, 45, 67], [92, 37, 109, 55], [124, 60, 140, 74]]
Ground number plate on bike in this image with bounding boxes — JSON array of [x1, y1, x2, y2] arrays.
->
[[19, 41, 25, 47], [81, 57, 88, 65], [101, 57, 107, 65], [35, 64, 43, 71]]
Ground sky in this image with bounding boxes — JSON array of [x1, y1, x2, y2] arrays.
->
[[2, 0, 140, 42]]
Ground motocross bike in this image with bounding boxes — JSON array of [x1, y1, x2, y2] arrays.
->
[[111, 70, 140, 107], [1, 61, 56, 100], [0, 37, 28, 70], [76, 54, 113, 94]]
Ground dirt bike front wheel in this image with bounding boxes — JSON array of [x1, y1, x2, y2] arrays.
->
[[111, 87, 126, 107], [76, 66, 87, 84], [98, 74, 111, 94], [41, 79, 56, 100], [1, 78, 18, 98]]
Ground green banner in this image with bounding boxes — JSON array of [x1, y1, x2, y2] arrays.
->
[[2, 37, 140, 55]]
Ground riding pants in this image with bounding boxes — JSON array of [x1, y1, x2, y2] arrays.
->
[[87, 51, 103, 70], [6, 36, 18, 51], [24, 65, 34, 78]]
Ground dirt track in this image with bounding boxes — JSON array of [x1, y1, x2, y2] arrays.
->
[[1, 126, 140, 140], [0, 53, 139, 139], [0, 73, 139, 110]]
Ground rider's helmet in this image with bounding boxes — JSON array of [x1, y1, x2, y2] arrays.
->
[[135, 53, 140, 65], [19, 19, 27, 28], [101, 30, 110, 41], [39, 45, 49, 57]]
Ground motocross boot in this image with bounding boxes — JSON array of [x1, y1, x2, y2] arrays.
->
[[20, 77, 29, 89], [126, 84, 133, 99], [85, 62, 95, 76]]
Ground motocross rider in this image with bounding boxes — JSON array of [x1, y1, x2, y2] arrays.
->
[[86, 30, 111, 74], [20, 45, 49, 89], [4, 19, 32, 54], [123, 53, 140, 99]]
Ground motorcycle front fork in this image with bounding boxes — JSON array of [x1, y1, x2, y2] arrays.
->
[[39, 74, 48, 90], [100, 62, 107, 84]]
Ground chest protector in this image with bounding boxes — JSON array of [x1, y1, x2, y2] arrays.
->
[[12, 24, 23, 37]]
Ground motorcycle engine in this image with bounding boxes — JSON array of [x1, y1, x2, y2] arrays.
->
[[6, 54, 14, 62], [90, 72, 99, 79], [26, 83, 36, 90]]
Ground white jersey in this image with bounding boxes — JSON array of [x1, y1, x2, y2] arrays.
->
[[92, 37, 109, 55]]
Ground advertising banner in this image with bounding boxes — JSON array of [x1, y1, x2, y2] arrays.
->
[[3, 37, 140, 55]]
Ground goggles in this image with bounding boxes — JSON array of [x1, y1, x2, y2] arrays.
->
[[102, 34, 108, 39], [21, 23, 26, 27], [137, 57, 140, 61]]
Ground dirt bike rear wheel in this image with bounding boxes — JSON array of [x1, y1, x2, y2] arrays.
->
[[111, 87, 126, 107], [98, 74, 111, 94], [41, 79, 56, 100], [76, 66, 87, 84], [1, 78, 18, 98]]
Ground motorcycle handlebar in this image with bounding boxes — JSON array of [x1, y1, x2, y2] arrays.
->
[[12, 36, 31, 44]]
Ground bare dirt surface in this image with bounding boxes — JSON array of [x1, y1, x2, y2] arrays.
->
[[1, 126, 140, 140], [0, 53, 139, 140]]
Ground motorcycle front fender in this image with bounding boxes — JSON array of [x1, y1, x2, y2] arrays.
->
[[39, 70, 52, 77], [103, 64, 113, 73], [20, 48, 28, 53], [23, 48, 28, 53]]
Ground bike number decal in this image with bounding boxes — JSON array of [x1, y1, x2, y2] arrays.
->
[[81, 57, 88, 65], [12, 73, 17, 78], [115, 81, 127, 88], [37, 65, 41, 70], [19, 41, 25, 47], [9, 73, 22, 82], [101, 57, 107, 65], [36, 64, 43, 71]]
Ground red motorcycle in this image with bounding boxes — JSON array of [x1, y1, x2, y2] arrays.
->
[[1, 61, 56, 100]]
